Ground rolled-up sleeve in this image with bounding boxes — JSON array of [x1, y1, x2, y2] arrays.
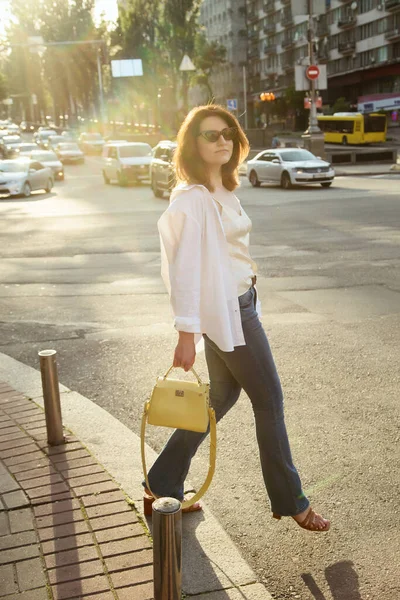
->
[[158, 209, 202, 333]]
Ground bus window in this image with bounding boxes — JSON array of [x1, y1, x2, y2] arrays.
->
[[364, 115, 386, 133]]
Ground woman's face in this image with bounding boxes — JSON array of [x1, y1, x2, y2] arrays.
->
[[196, 116, 234, 168]]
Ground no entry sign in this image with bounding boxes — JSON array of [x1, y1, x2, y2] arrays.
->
[[306, 65, 320, 80]]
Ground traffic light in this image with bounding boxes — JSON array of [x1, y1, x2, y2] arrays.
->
[[260, 92, 276, 101]]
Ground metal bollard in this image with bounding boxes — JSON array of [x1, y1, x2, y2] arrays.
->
[[38, 350, 64, 446], [152, 497, 182, 600]]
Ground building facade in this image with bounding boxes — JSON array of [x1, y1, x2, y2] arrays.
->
[[245, 0, 400, 124], [199, 0, 247, 117]]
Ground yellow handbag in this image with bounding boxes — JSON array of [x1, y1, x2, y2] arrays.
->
[[141, 365, 216, 509]]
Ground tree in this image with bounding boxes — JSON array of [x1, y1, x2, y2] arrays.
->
[[331, 96, 351, 114], [0, 72, 9, 103], [191, 32, 226, 102]]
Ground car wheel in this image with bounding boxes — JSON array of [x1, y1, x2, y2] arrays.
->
[[151, 177, 164, 198], [281, 171, 292, 190], [249, 170, 261, 187], [342, 136, 348, 145], [103, 170, 110, 184], [117, 171, 127, 187], [45, 179, 53, 193], [321, 182, 332, 188], [22, 182, 31, 198]]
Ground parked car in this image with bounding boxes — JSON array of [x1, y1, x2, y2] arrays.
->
[[247, 148, 335, 189], [55, 142, 84, 164], [79, 132, 105, 155], [150, 140, 177, 198], [102, 142, 152, 186], [34, 130, 57, 148], [46, 135, 67, 151], [29, 150, 64, 180], [1, 135, 23, 158], [0, 159, 54, 197], [16, 143, 39, 157]]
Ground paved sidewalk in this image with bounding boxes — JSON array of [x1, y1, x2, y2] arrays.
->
[[0, 381, 153, 600]]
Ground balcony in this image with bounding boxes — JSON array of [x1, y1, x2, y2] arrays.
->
[[281, 0, 290, 4], [263, 22, 275, 34], [385, 27, 400, 40], [338, 40, 356, 53], [249, 47, 260, 59], [263, 43, 276, 54], [316, 22, 329, 37], [264, 0, 275, 13], [281, 12, 293, 27], [385, 0, 400, 11], [281, 36, 295, 48], [317, 48, 330, 63], [247, 10, 258, 23], [338, 16, 357, 28]]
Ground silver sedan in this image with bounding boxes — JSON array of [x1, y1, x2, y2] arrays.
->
[[247, 148, 335, 189], [0, 159, 54, 198]]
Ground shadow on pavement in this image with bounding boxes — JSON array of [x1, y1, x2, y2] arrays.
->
[[302, 560, 363, 600]]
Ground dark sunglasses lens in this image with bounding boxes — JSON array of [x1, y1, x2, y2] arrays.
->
[[204, 131, 220, 142], [223, 128, 238, 140]]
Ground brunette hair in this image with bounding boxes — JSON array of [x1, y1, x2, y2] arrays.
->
[[174, 104, 250, 192]]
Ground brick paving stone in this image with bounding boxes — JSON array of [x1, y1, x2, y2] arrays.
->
[[0, 543, 40, 565], [50, 450, 92, 464], [4, 408, 40, 419], [36, 508, 84, 529], [95, 523, 144, 544], [48, 558, 105, 584], [72, 481, 119, 498], [0, 563, 18, 597], [61, 464, 105, 479], [99, 536, 152, 558], [0, 530, 37, 551], [1, 445, 39, 461], [16, 557, 47, 591], [76, 593, 115, 600], [33, 498, 80, 518], [51, 574, 110, 600], [44, 545, 98, 569], [8, 508, 34, 534], [81, 491, 124, 508], [41, 442, 83, 456], [41, 532, 94, 555], [0, 512, 10, 536], [30, 491, 74, 506], [117, 582, 154, 600], [38, 519, 91, 542], [25, 481, 69, 499], [0, 430, 26, 442], [17, 415, 45, 426], [0, 439, 33, 453], [0, 471, 21, 494], [0, 421, 13, 430], [14, 465, 57, 482], [105, 549, 153, 572], [1, 589, 49, 600], [111, 564, 153, 588], [68, 473, 112, 488], [5, 455, 51, 472], [89, 511, 139, 532], [2, 490, 29, 509], [22, 473, 65, 490], [85, 501, 130, 520], [55, 457, 98, 472]]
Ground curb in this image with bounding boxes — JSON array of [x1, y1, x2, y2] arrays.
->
[[0, 352, 272, 599]]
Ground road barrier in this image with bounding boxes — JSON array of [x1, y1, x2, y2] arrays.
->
[[38, 349, 64, 446], [152, 497, 182, 599]]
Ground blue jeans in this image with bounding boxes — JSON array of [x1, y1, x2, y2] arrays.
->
[[143, 286, 309, 516]]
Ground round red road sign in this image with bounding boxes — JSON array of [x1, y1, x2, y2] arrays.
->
[[306, 65, 320, 80]]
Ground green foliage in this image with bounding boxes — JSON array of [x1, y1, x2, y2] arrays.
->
[[192, 32, 226, 101], [331, 96, 351, 114], [0, 71, 9, 103]]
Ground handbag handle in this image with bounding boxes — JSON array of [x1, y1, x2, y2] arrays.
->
[[163, 364, 203, 385], [140, 404, 216, 510]]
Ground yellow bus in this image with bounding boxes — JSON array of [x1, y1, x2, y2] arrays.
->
[[317, 113, 387, 145]]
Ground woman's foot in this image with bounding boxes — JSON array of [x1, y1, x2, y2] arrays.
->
[[143, 488, 202, 517], [273, 506, 330, 532]]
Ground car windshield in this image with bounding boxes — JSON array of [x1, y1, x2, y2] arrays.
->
[[119, 144, 152, 158], [0, 161, 28, 173], [40, 131, 57, 138], [85, 133, 103, 141], [279, 150, 317, 162], [59, 143, 79, 151], [31, 152, 58, 161]]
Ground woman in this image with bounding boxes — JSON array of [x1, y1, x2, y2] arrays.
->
[[143, 105, 330, 532]]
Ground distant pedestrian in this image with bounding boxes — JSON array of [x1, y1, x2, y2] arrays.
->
[[143, 104, 330, 532], [272, 134, 281, 148]]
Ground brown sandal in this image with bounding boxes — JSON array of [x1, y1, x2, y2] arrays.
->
[[273, 507, 330, 532], [143, 493, 202, 517]]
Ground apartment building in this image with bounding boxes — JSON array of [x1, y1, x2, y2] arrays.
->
[[245, 0, 400, 116], [199, 0, 247, 115]]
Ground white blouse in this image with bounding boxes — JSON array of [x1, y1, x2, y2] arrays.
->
[[157, 183, 261, 353]]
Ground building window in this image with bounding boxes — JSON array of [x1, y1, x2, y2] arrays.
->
[[359, 0, 375, 14]]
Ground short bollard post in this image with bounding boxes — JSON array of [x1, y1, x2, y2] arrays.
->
[[152, 497, 182, 600], [38, 350, 64, 446]]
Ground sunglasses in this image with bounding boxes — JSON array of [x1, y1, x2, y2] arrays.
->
[[197, 127, 238, 143]]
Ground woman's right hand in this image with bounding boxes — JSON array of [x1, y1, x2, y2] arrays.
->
[[173, 332, 196, 372]]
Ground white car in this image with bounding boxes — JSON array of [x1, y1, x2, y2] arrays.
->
[[0, 159, 54, 197], [247, 148, 335, 189], [29, 150, 64, 180], [16, 143, 38, 157], [102, 142, 152, 186], [55, 142, 84, 164]]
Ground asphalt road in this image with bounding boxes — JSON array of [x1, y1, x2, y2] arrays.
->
[[1, 158, 399, 600]]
